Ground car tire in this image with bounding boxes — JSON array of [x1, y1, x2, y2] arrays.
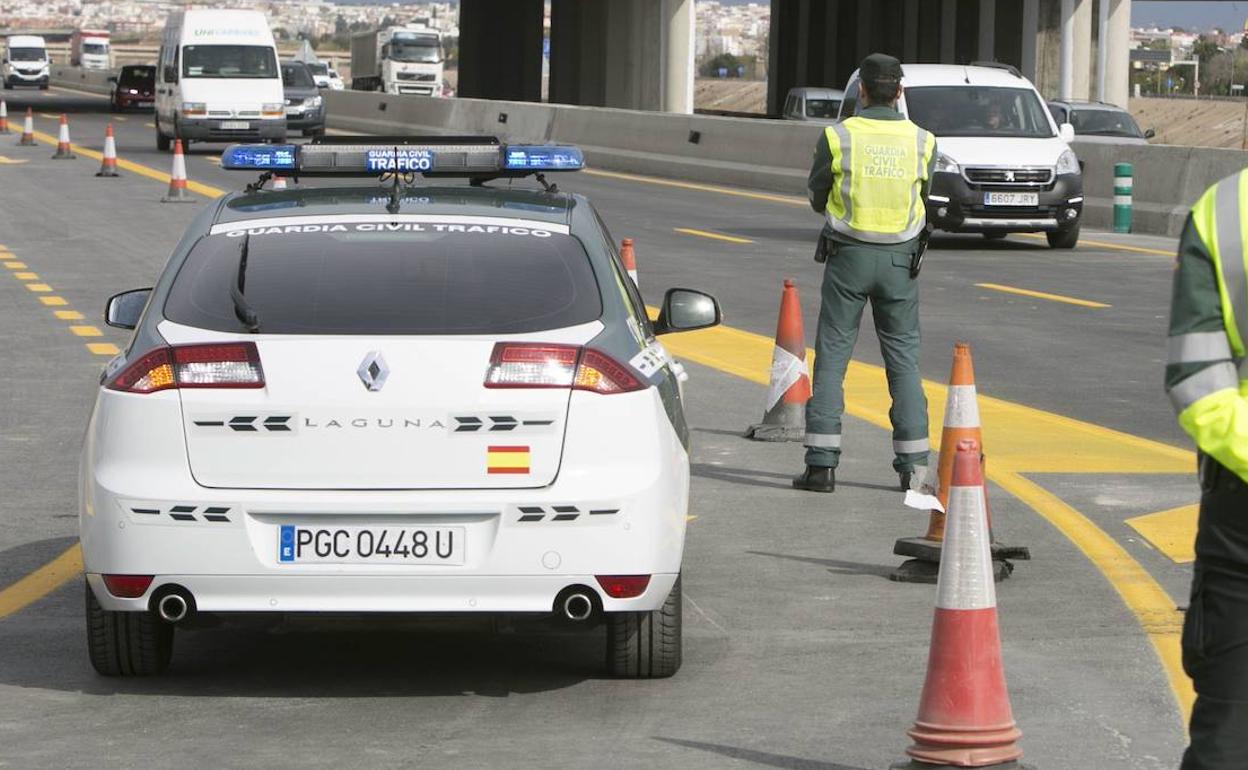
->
[[1047, 224, 1080, 249], [982, 232, 1007, 240], [85, 581, 174, 676], [605, 574, 682, 678], [155, 117, 170, 151]]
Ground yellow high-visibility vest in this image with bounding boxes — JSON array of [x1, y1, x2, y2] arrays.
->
[[824, 117, 935, 244]]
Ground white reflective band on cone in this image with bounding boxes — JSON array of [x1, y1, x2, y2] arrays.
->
[[172, 151, 187, 180], [765, 345, 808, 410], [943, 384, 981, 428], [935, 485, 997, 611]]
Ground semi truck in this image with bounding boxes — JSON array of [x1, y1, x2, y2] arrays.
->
[[350, 25, 445, 96], [71, 29, 111, 70]]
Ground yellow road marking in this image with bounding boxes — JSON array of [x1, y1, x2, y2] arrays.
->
[[687, 515, 699, 522], [29, 129, 226, 199], [1127, 504, 1199, 564], [975, 282, 1112, 309], [1015, 232, 1175, 257], [113, 116, 127, 122], [39, 296, 68, 306], [4, 261, 26, 269], [69, 325, 102, 337], [584, 168, 808, 206], [0, 156, 29, 165], [25, 283, 51, 292], [649, 308, 1194, 720], [54, 310, 84, 320], [38, 112, 59, 120], [13, 271, 37, 280], [87, 342, 120, 355], [0, 544, 82, 620], [144, 122, 155, 129], [48, 84, 106, 99], [674, 227, 754, 244], [205, 156, 221, 166]]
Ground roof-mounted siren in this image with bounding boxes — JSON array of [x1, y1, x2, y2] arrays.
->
[[220, 136, 584, 192]]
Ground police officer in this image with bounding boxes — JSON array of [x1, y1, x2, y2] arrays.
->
[[1166, 171, 1248, 769], [794, 53, 937, 493]]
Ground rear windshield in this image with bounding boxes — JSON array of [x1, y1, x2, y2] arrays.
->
[[906, 86, 1054, 139], [1070, 108, 1143, 138], [119, 66, 154, 86], [165, 222, 602, 335], [805, 99, 839, 118]]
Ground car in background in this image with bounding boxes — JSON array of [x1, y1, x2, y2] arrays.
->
[[109, 65, 156, 112], [1047, 99, 1154, 144], [302, 60, 343, 90], [782, 87, 844, 122], [3, 34, 50, 90], [281, 60, 325, 138], [838, 62, 1083, 249]]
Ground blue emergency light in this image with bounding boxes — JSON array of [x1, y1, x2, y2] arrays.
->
[[220, 136, 585, 178]]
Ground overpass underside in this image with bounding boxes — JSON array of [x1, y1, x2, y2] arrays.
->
[[455, 0, 1128, 114]]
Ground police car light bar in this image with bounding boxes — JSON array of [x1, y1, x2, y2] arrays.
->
[[220, 136, 585, 177]]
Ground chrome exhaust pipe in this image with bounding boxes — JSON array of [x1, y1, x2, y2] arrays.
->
[[157, 593, 189, 623], [562, 593, 593, 622]]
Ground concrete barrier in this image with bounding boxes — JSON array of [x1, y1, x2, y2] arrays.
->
[[49, 66, 113, 95]]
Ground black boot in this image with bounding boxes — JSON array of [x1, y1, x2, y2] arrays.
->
[[898, 471, 913, 493], [793, 465, 836, 493]]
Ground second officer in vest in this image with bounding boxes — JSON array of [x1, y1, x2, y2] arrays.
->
[[794, 53, 937, 493]]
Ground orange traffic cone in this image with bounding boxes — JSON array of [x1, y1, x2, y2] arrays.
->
[[51, 114, 75, 159], [891, 439, 1025, 770], [0, 100, 9, 134], [96, 123, 119, 177], [621, 238, 639, 287], [892, 344, 1028, 583], [271, 174, 287, 190], [18, 107, 34, 146], [162, 139, 194, 203], [745, 279, 811, 441]]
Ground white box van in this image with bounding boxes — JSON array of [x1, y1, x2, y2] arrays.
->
[[155, 9, 286, 151], [3, 35, 50, 90], [838, 63, 1084, 249]]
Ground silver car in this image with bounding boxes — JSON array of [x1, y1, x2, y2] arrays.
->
[[783, 87, 844, 123], [1047, 100, 1154, 144]]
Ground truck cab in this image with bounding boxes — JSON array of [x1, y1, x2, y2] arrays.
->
[[3, 35, 49, 90], [73, 29, 111, 70], [351, 26, 445, 96]]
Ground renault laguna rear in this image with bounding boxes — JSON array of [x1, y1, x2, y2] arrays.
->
[[80, 138, 720, 678]]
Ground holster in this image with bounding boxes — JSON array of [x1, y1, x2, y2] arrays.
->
[[814, 234, 831, 264]]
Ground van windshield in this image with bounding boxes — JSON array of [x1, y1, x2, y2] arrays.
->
[[306, 62, 329, 77], [182, 45, 278, 79], [905, 86, 1054, 139], [9, 48, 45, 62], [83, 43, 109, 55], [390, 34, 441, 63]]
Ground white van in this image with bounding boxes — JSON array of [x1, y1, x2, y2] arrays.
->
[[838, 63, 1084, 248], [155, 9, 286, 151], [3, 35, 50, 90]]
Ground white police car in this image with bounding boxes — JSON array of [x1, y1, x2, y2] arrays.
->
[[81, 137, 721, 677]]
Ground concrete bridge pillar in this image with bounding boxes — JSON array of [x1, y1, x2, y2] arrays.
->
[[457, 0, 544, 102]]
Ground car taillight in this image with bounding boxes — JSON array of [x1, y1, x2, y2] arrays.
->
[[485, 343, 643, 394], [105, 342, 264, 394], [595, 575, 651, 599], [102, 574, 154, 598]]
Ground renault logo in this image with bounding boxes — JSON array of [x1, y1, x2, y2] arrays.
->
[[357, 351, 390, 392]]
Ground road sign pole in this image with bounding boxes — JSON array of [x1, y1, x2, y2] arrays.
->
[[1114, 162, 1133, 234]]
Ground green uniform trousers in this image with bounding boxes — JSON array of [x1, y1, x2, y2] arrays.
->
[[804, 241, 929, 471], [1181, 457, 1248, 770]]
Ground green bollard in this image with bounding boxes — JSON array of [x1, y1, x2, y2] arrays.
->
[[1113, 162, 1133, 234]]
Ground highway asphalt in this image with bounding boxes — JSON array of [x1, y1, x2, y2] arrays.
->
[[0, 87, 1197, 768]]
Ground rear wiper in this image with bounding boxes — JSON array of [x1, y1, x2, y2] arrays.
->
[[231, 234, 261, 333]]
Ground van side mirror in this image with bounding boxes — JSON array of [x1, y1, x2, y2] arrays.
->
[[1059, 122, 1076, 143], [1144, 128, 1156, 139], [163, 65, 177, 83], [653, 288, 722, 336], [107, 75, 117, 84], [105, 288, 152, 330]]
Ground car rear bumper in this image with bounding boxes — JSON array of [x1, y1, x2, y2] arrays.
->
[[927, 170, 1083, 233]]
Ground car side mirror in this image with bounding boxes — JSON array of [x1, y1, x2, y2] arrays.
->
[[107, 75, 117, 83], [653, 288, 722, 336], [163, 65, 177, 83], [1059, 122, 1076, 143], [105, 288, 152, 330], [1144, 128, 1156, 139]]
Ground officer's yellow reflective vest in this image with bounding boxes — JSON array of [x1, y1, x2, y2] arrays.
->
[[1171, 170, 1248, 481], [824, 117, 936, 244]]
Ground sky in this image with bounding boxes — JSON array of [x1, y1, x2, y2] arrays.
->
[[1132, 1, 1248, 29]]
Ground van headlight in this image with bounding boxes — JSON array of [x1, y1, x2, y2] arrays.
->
[[261, 102, 285, 117], [1056, 149, 1081, 176], [180, 102, 207, 117], [934, 151, 959, 174]]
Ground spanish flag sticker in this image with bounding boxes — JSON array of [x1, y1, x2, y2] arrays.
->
[[487, 445, 530, 475]]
